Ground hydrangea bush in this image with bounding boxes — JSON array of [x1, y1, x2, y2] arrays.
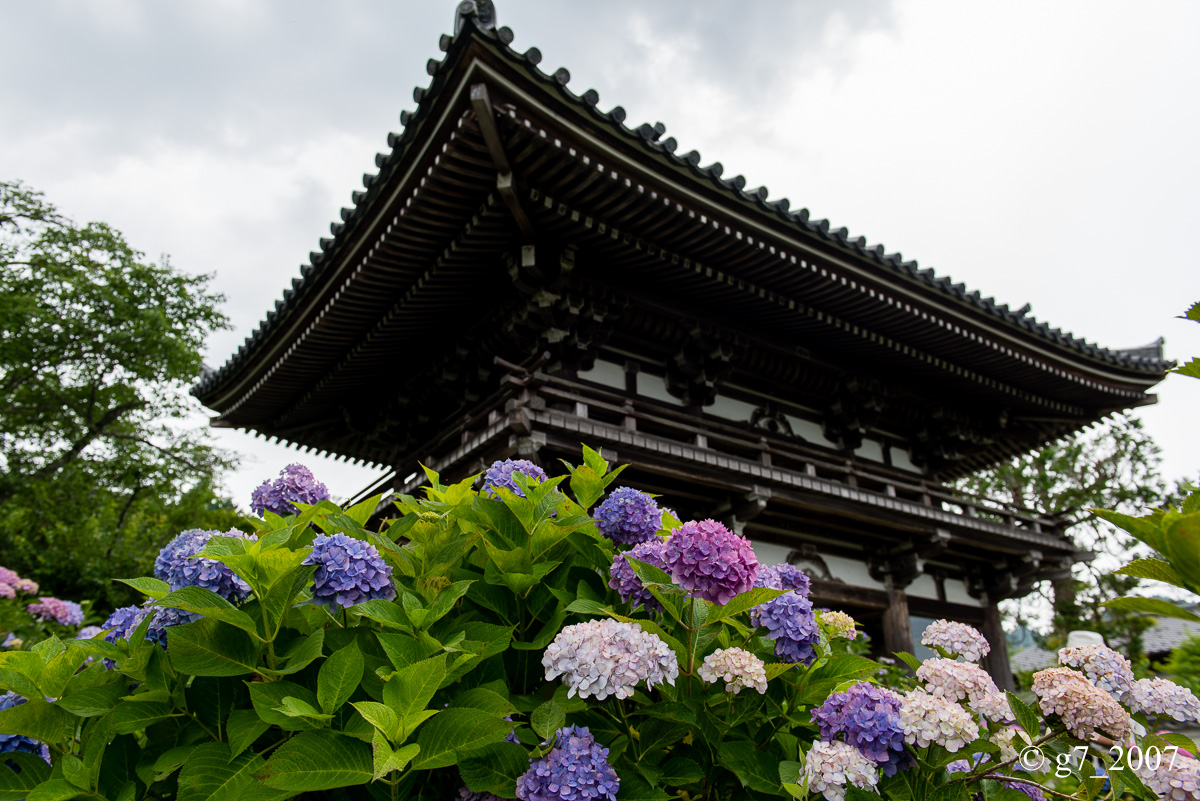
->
[[0, 563, 94, 650], [0, 446, 1186, 801]]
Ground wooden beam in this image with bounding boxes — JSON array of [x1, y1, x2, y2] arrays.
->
[[981, 601, 1016, 691], [881, 587, 914, 658]]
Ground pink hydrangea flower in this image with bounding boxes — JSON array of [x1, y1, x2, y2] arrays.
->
[[898, 689, 979, 752], [920, 620, 990, 662], [662, 519, 758, 605], [1031, 667, 1130, 741], [917, 658, 998, 702], [803, 740, 879, 801], [698, 647, 768, 694]]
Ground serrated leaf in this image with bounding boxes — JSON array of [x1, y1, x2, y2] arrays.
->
[[156, 586, 262, 640], [272, 628, 324, 675], [1006, 691, 1041, 737], [413, 708, 512, 769], [56, 683, 125, 717], [177, 741, 281, 801], [1113, 557, 1188, 589], [111, 699, 173, 734], [168, 618, 260, 677], [317, 641, 363, 714], [717, 740, 782, 794], [1176, 358, 1200, 379], [383, 654, 447, 730], [450, 687, 517, 717], [1102, 596, 1200, 622], [531, 699, 566, 741], [893, 651, 923, 671], [115, 577, 170, 599], [707, 587, 788, 623], [25, 779, 81, 801], [352, 701, 401, 742], [662, 757, 704, 785], [614, 769, 671, 801], [0, 696, 74, 745], [276, 696, 333, 721], [460, 742, 529, 798], [227, 708, 271, 759], [256, 730, 373, 791], [247, 681, 323, 731], [0, 752, 52, 799]]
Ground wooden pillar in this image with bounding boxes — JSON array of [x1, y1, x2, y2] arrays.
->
[[981, 599, 1015, 691], [881, 586, 913, 657]]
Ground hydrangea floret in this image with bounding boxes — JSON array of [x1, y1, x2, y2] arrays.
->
[[969, 692, 1014, 723], [592, 487, 661, 545], [250, 463, 330, 517], [1128, 676, 1200, 721], [607, 539, 670, 611], [543, 619, 677, 700], [26, 597, 84, 627], [1056, 643, 1135, 698], [755, 563, 811, 594], [101, 605, 152, 645], [1133, 749, 1200, 801], [920, 619, 990, 662], [661, 519, 758, 605], [155, 528, 258, 604], [482, 458, 549, 498], [898, 689, 980, 752], [1031, 667, 1131, 741], [302, 532, 396, 609], [698, 647, 768, 694], [803, 740, 880, 801], [751, 592, 820, 665], [812, 683, 906, 771], [516, 725, 619, 801]]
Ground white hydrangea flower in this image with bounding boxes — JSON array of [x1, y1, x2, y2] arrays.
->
[[917, 658, 998, 703], [543, 619, 678, 700], [698, 647, 768, 694], [898, 689, 980, 752], [990, 728, 1037, 765], [1032, 667, 1130, 741], [1133, 749, 1200, 801], [969, 692, 1013, 723], [803, 740, 879, 801], [920, 620, 990, 662], [819, 611, 858, 640], [1057, 644, 1135, 698], [1128, 677, 1200, 722]]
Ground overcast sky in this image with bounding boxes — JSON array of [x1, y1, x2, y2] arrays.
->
[[4, 0, 1198, 510]]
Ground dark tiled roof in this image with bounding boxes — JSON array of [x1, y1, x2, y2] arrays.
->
[[193, 4, 1172, 401]]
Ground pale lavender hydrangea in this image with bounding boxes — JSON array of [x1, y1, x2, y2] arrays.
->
[[755, 563, 811, 595], [482, 459, 549, 498], [1134, 749, 1200, 801], [662, 519, 758, 605], [543, 619, 677, 700], [698, 647, 768, 694], [920, 620, 990, 663], [803, 740, 879, 801], [1, 633, 19, 648], [516, 725, 619, 801], [1128, 677, 1200, 721], [1057, 644, 1135, 698], [593, 487, 661, 545], [0, 693, 50, 762], [812, 683, 907, 773], [1031, 667, 1130, 741], [819, 610, 858, 640], [607, 539, 670, 611], [155, 528, 257, 604], [0, 583, 13, 599], [0, 567, 38, 596], [969, 692, 1014, 723], [26, 597, 84, 627], [303, 533, 396, 609], [250, 463, 330, 516], [752, 593, 820, 665], [916, 658, 998, 703], [76, 626, 103, 640], [898, 689, 979, 752]]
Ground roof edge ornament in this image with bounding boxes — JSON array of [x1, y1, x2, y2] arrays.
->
[[454, 0, 497, 37]]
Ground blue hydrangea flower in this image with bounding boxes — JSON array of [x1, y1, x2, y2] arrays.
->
[[0, 693, 50, 762], [608, 539, 670, 611], [102, 605, 152, 646], [516, 725, 619, 801], [250, 463, 330, 517], [662, 519, 758, 605], [459, 790, 505, 801], [593, 487, 661, 545], [812, 682, 910, 776], [482, 459, 548, 498], [755, 564, 811, 595], [751, 593, 820, 664], [155, 528, 257, 604], [146, 606, 200, 648], [303, 533, 395, 608]]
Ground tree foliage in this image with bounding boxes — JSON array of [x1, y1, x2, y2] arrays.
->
[[957, 413, 1166, 650], [0, 180, 239, 605]]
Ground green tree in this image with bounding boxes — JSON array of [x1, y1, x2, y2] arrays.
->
[[957, 413, 1166, 652], [0, 180, 242, 606]]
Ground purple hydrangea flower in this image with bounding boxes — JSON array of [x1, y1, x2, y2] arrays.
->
[[303, 533, 395, 608], [102, 605, 152, 645], [516, 725, 619, 801], [0, 584, 12, 599], [482, 459, 549, 498], [812, 682, 909, 775], [755, 564, 811, 595], [250, 464, 330, 517], [661, 519, 758, 605], [76, 626, 103, 640], [751, 593, 820, 665], [593, 487, 661, 545], [608, 539, 670, 611], [0, 693, 50, 762], [26, 597, 84, 627], [146, 605, 200, 648], [459, 790, 505, 801], [155, 528, 257, 604]]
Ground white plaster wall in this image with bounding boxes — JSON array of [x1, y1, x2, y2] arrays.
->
[[890, 447, 923, 474], [748, 539, 793, 567], [707, 395, 758, 424], [855, 439, 884, 463], [820, 554, 887, 590], [784, 415, 827, 444], [905, 573, 941, 600], [942, 578, 981, 607], [636, 372, 684, 405], [577, 360, 625, 391]]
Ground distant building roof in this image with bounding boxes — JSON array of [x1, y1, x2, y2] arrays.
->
[[1008, 613, 1200, 674], [1010, 645, 1056, 673]]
